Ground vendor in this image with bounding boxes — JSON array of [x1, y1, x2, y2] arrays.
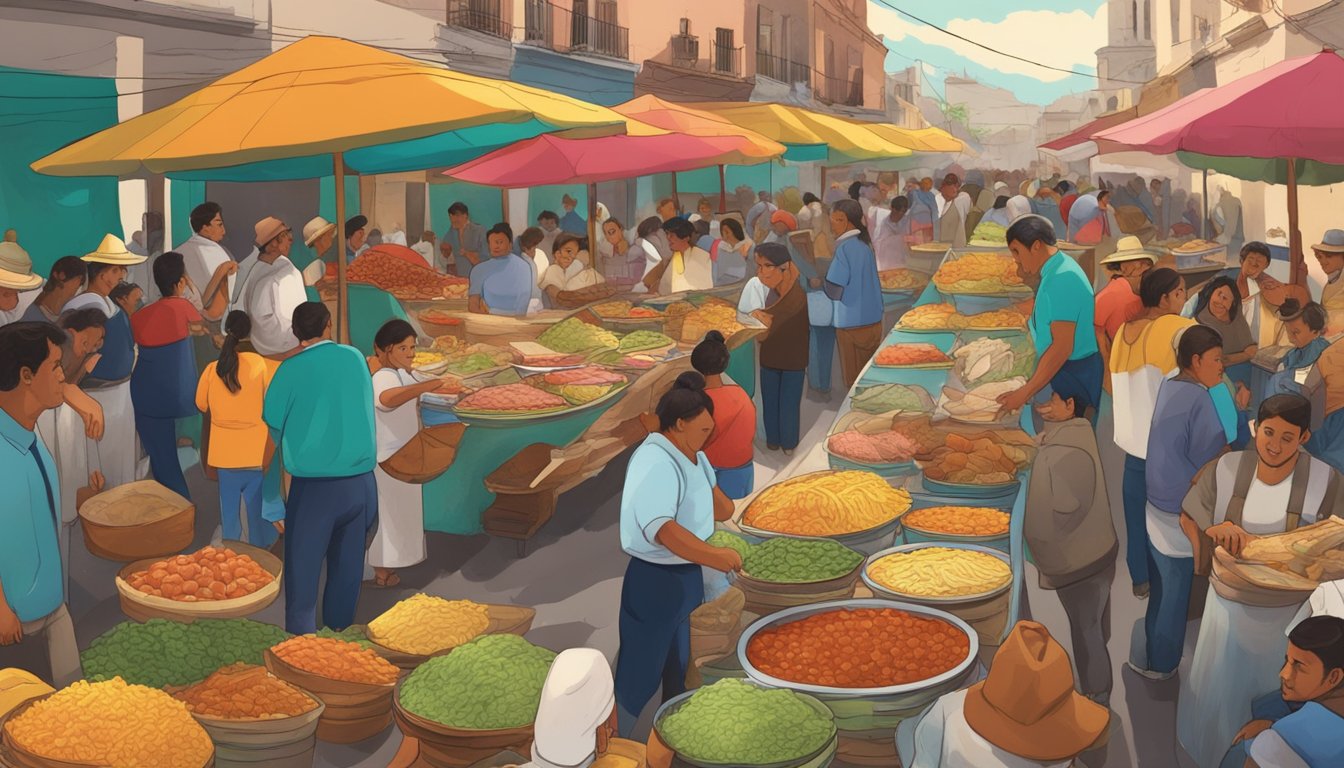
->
[[997, 215, 1101, 423], [1094, 237, 1155, 390], [1178, 393, 1344, 767], [541, 233, 606, 306], [1268, 300, 1330, 401], [711, 219, 753, 286], [642, 219, 712, 295], [752, 242, 808, 457], [441, 202, 485, 279], [763, 209, 796, 246], [691, 332, 755, 499], [824, 199, 882, 390], [614, 372, 742, 737], [469, 223, 534, 317], [937, 173, 970, 248], [1195, 276, 1257, 448], [1314, 230, 1344, 338]]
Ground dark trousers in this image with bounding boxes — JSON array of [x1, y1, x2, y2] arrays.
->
[[760, 367, 805, 449], [1122, 454, 1150, 587], [1145, 544, 1194, 674], [808, 325, 836, 392], [1055, 563, 1115, 697], [283, 472, 377, 635], [614, 558, 703, 738], [135, 414, 190, 500]]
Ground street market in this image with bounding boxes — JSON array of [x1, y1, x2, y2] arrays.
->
[[6, 4, 1344, 768]]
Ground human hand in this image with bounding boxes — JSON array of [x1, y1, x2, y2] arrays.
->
[[80, 399, 104, 440], [996, 387, 1032, 413], [273, 521, 285, 534], [1208, 522, 1256, 558], [809, 277, 823, 289], [706, 547, 743, 574], [215, 261, 239, 278], [0, 603, 21, 646], [1236, 383, 1252, 411], [1233, 719, 1273, 744]]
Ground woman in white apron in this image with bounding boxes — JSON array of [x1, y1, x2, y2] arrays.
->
[[367, 319, 443, 588]]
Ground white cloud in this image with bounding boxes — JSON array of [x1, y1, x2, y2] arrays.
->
[[921, 61, 939, 77], [869, 4, 1108, 83]]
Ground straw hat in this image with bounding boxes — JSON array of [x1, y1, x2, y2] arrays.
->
[[0, 242, 41, 290], [962, 621, 1109, 761], [302, 216, 337, 247], [254, 217, 290, 248], [82, 234, 147, 265], [1313, 229, 1344, 254], [1099, 236, 1158, 266], [0, 266, 41, 291]]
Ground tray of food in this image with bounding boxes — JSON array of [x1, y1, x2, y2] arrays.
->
[[936, 378, 1027, 426], [895, 303, 1027, 334], [932, 252, 1030, 297], [738, 470, 912, 553], [916, 429, 1033, 497], [872, 342, 953, 370], [849, 383, 936, 415], [862, 543, 1013, 604], [879, 269, 930, 296], [824, 411, 921, 476], [452, 366, 630, 423]]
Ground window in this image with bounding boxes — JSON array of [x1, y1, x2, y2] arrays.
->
[[572, 0, 589, 49], [679, 17, 690, 36], [1143, 0, 1152, 41], [1171, 0, 1182, 43], [780, 14, 792, 62], [758, 7, 774, 59], [1132, 0, 1138, 38], [714, 28, 735, 74]]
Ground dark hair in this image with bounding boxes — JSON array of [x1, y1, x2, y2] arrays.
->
[[374, 319, 416, 352], [992, 195, 1008, 210], [1138, 267, 1182, 308], [1241, 241, 1272, 263], [538, 210, 559, 224], [636, 216, 663, 240], [696, 197, 712, 210], [720, 218, 745, 242], [1177, 324, 1223, 370], [803, 192, 820, 206], [847, 181, 863, 201], [662, 218, 696, 242], [756, 241, 791, 267], [1279, 299, 1328, 333], [1289, 616, 1344, 678], [1048, 377, 1090, 418], [448, 202, 469, 217], [40, 256, 86, 296], [345, 215, 368, 239], [1194, 276, 1243, 322], [658, 197, 677, 211], [519, 226, 545, 251], [189, 202, 221, 234], [552, 232, 583, 257], [832, 199, 871, 246], [655, 371, 714, 431], [86, 261, 121, 285], [694, 220, 711, 239], [1054, 181, 1072, 195], [152, 251, 187, 299], [1006, 215, 1057, 250], [291, 301, 331, 343], [217, 310, 251, 394], [1097, 190, 1111, 205], [891, 196, 911, 213], [942, 173, 961, 187], [0, 322, 66, 392], [109, 282, 140, 305], [690, 330, 730, 376], [59, 307, 107, 333], [604, 217, 625, 234], [487, 223, 514, 243], [1258, 393, 1313, 434]]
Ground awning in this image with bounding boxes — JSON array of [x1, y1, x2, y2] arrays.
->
[[1037, 108, 1137, 163]]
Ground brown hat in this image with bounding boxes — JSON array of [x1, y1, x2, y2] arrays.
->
[[254, 217, 290, 248], [962, 621, 1109, 761]]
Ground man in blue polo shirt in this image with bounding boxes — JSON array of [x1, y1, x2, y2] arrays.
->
[[998, 214, 1102, 422], [263, 302, 377, 635], [468, 223, 533, 317], [0, 321, 85, 686]]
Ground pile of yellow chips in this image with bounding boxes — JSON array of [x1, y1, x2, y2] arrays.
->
[[367, 593, 491, 655], [743, 471, 912, 537]]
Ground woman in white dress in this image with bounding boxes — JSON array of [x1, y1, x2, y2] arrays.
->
[[368, 319, 442, 587]]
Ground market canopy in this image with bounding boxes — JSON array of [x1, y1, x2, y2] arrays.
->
[[1036, 107, 1139, 164], [847, 121, 964, 154], [686, 102, 913, 163], [31, 35, 628, 181]]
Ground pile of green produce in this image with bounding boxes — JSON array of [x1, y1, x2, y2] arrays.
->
[[851, 383, 935, 415], [659, 680, 833, 764], [83, 619, 291, 688], [446, 351, 505, 376], [318, 625, 374, 650], [744, 538, 864, 583], [538, 318, 620, 354], [708, 530, 754, 560], [970, 220, 1007, 245], [400, 635, 556, 729], [618, 330, 674, 353]]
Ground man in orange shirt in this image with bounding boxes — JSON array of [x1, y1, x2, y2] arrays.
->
[[1095, 236, 1155, 392]]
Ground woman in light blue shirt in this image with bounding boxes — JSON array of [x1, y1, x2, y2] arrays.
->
[[824, 199, 883, 389], [614, 372, 742, 737]]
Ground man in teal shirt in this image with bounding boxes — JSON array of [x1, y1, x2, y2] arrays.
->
[[998, 215, 1103, 423], [0, 321, 84, 686], [263, 302, 377, 634]]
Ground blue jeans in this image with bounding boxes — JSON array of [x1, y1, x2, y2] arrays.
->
[[713, 462, 754, 500], [760, 367, 805, 449], [283, 472, 377, 635], [1123, 454, 1150, 587], [261, 451, 285, 524], [218, 468, 275, 548], [135, 414, 190, 500], [1145, 544, 1194, 674], [615, 559, 703, 738], [808, 325, 835, 392]]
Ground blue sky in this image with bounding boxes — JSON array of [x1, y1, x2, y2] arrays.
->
[[868, 0, 1108, 106]]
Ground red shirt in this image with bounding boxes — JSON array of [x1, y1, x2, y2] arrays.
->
[[1094, 277, 1143, 343], [704, 384, 756, 469], [131, 296, 202, 348]]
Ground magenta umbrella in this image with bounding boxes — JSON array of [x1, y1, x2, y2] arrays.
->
[[1093, 50, 1344, 281]]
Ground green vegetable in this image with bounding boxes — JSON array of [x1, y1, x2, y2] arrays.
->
[[851, 383, 934, 414], [447, 352, 501, 375], [659, 680, 832, 764], [400, 635, 556, 729], [619, 330, 674, 353], [82, 619, 291, 688], [538, 318, 620, 354], [708, 530, 753, 561], [970, 221, 1007, 244], [743, 538, 863, 583]]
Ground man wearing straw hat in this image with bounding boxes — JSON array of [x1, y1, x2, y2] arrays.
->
[[0, 238, 43, 327], [64, 234, 146, 490], [1312, 229, 1344, 337], [1094, 235, 1156, 383], [233, 217, 305, 363]]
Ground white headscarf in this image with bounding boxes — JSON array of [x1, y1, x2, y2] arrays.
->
[[595, 203, 611, 226], [1005, 195, 1033, 223], [527, 649, 615, 768]]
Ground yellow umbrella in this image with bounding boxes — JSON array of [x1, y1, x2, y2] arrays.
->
[[687, 102, 912, 163], [33, 36, 628, 341], [847, 122, 965, 154]]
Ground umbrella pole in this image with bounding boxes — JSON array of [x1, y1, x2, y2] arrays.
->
[[501, 188, 510, 226], [718, 165, 727, 213], [588, 182, 599, 273], [334, 152, 350, 345], [1288, 157, 1304, 287], [670, 172, 679, 213], [1201, 169, 1209, 241]]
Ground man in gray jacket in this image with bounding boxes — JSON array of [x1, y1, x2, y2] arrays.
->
[[1026, 378, 1119, 705]]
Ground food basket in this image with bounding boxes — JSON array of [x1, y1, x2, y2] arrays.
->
[[1, 694, 215, 768], [190, 698, 324, 768], [392, 682, 534, 768], [262, 649, 396, 745], [113, 541, 282, 623], [652, 680, 838, 768], [862, 544, 1012, 646], [908, 242, 950, 273], [901, 499, 1012, 552], [918, 472, 1020, 500], [366, 604, 536, 670], [737, 471, 909, 556], [736, 599, 978, 732], [78, 480, 195, 562], [733, 537, 865, 615]]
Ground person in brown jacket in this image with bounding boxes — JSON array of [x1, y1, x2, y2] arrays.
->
[[1025, 376, 1119, 705]]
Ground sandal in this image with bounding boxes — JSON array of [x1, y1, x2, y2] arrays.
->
[[372, 571, 401, 588]]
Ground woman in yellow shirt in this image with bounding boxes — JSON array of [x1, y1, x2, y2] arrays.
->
[[196, 310, 276, 547]]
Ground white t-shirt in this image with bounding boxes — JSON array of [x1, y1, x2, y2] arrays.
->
[[540, 262, 604, 293], [909, 690, 1073, 768], [239, 256, 306, 357], [373, 367, 421, 463], [531, 248, 551, 286], [176, 233, 233, 312], [737, 277, 770, 314], [619, 433, 716, 565]]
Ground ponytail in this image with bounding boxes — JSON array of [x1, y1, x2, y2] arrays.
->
[[217, 310, 251, 394], [833, 199, 871, 246]]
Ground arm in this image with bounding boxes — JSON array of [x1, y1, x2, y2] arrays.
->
[[655, 521, 740, 572], [378, 375, 441, 410], [712, 486, 734, 522], [1097, 326, 1114, 394], [200, 261, 237, 321], [0, 581, 19, 645], [642, 258, 671, 293], [468, 294, 488, 314], [1225, 345, 1259, 366], [999, 321, 1075, 411], [63, 383, 104, 440]]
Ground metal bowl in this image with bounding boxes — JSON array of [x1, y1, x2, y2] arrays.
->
[[862, 542, 1013, 605], [736, 598, 979, 698], [653, 680, 838, 768]]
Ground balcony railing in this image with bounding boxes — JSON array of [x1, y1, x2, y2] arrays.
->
[[755, 51, 811, 85], [712, 44, 743, 77], [446, 0, 511, 39], [524, 0, 630, 60], [815, 68, 864, 107]]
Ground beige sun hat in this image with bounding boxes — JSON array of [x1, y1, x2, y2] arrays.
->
[[82, 233, 146, 265], [0, 242, 41, 290], [1099, 235, 1158, 266], [302, 216, 337, 247]]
